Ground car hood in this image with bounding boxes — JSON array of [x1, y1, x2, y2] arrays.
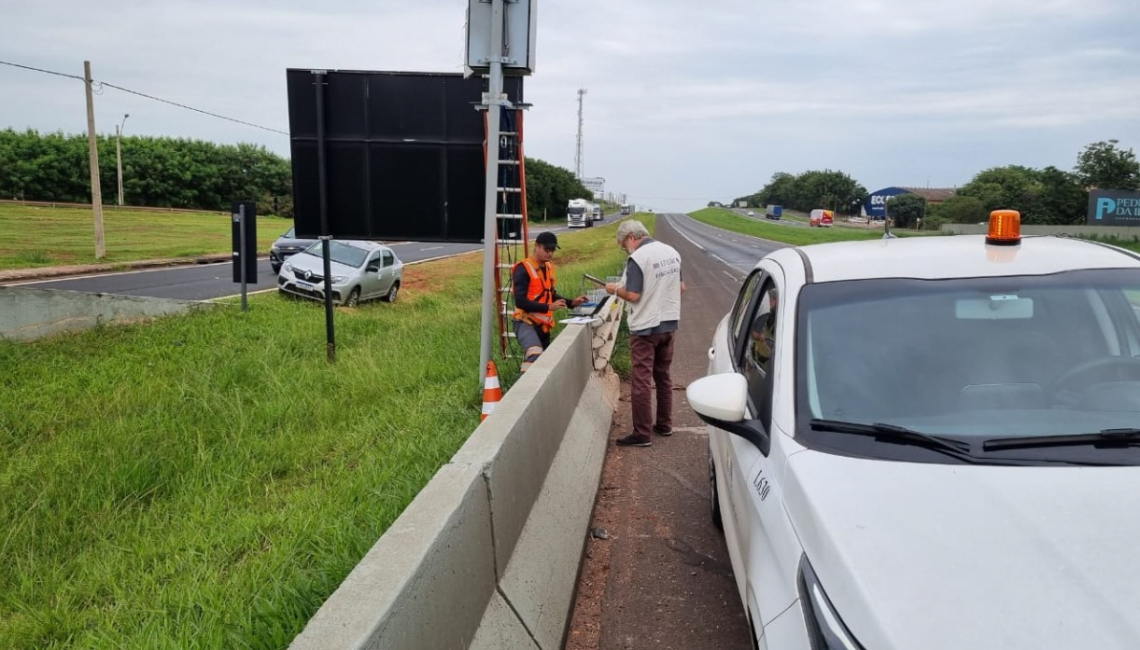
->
[[286, 252, 358, 277], [272, 237, 317, 251], [784, 451, 1140, 649]]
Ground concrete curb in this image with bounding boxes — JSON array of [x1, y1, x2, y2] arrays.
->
[[0, 286, 214, 341], [289, 324, 617, 650]]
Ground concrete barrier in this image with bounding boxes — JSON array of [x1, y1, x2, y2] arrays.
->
[[0, 286, 213, 341], [289, 322, 618, 650]]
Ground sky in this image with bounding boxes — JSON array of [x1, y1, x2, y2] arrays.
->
[[1, 0, 1139, 213]]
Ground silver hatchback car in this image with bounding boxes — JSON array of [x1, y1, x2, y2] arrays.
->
[[278, 240, 403, 306]]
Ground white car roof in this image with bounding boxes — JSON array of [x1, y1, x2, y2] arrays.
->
[[794, 235, 1140, 283]]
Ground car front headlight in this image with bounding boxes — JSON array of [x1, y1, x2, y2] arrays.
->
[[331, 275, 348, 284], [799, 556, 866, 650], [283, 263, 293, 273]]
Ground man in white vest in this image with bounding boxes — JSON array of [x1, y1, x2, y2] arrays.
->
[[605, 220, 685, 447]]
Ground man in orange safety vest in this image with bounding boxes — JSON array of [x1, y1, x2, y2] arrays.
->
[[512, 231, 587, 372]]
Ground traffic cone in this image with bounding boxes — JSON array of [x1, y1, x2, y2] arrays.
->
[[481, 361, 503, 422]]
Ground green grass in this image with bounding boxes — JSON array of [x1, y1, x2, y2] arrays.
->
[[0, 204, 292, 270], [0, 215, 644, 650], [688, 207, 933, 246]]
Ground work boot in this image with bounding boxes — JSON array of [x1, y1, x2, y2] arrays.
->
[[616, 434, 652, 447]]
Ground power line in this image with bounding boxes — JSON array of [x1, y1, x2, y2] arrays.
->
[[0, 60, 83, 81], [0, 59, 288, 136]]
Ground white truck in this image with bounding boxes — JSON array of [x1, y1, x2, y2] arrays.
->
[[592, 204, 603, 223], [567, 198, 593, 228]]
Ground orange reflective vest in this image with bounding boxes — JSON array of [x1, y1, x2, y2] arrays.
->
[[512, 258, 557, 332]]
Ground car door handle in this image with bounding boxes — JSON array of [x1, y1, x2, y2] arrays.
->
[[708, 347, 716, 360]]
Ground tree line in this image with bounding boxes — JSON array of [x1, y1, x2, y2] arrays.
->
[[730, 140, 1140, 229], [0, 128, 590, 222]]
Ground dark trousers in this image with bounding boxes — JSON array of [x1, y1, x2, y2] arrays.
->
[[630, 331, 675, 437]]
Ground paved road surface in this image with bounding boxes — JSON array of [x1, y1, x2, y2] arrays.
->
[[566, 214, 786, 650], [13, 224, 575, 301]]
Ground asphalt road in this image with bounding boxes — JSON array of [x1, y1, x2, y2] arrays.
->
[[567, 213, 786, 650], [14, 224, 574, 301]]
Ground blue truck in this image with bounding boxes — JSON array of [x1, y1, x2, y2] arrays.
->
[[765, 205, 783, 220]]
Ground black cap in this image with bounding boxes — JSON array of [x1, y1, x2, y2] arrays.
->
[[536, 231, 559, 250]]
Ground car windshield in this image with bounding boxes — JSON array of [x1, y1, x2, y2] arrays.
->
[[796, 270, 1140, 451], [284, 227, 295, 238], [303, 241, 369, 268], [568, 207, 586, 215]]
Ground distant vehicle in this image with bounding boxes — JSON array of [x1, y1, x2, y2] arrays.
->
[[592, 204, 604, 223], [269, 227, 318, 274], [747, 211, 756, 217], [567, 198, 593, 228], [765, 205, 783, 220], [620, 204, 632, 216], [809, 209, 834, 228], [278, 240, 402, 306]]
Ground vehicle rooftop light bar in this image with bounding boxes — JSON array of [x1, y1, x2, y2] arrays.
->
[[986, 209, 1021, 246]]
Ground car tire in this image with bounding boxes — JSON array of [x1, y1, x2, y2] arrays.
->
[[271, 263, 281, 274], [345, 287, 361, 307], [384, 281, 400, 303], [709, 447, 724, 531]]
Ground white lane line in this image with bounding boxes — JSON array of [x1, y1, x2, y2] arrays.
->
[[420, 246, 443, 251], [210, 287, 278, 301]]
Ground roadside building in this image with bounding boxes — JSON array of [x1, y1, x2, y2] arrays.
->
[[864, 187, 956, 219]]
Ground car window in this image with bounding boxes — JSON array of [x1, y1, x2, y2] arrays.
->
[[730, 271, 763, 360], [366, 254, 380, 270], [284, 228, 294, 238], [382, 251, 394, 267], [796, 270, 1140, 450], [742, 280, 779, 429]]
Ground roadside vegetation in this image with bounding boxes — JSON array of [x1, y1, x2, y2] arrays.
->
[[0, 203, 291, 270], [0, 214, 647, 650]]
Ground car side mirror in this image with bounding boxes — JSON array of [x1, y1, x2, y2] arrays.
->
[[687, 373, 771, 455], [367, 264, 380, 273]]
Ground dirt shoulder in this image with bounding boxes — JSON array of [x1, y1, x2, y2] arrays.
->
[[565, 216, 752, 650]]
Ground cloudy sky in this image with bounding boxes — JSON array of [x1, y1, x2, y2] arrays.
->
[[2, 0, 1138, 212]]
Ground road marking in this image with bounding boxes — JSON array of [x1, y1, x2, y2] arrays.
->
[[211, 287, 278, 301], [420, 246, 443, 251]]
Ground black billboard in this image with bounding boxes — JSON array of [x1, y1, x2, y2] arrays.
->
[[286, 70, 524, 242], [1088, 189, 1140, 226]]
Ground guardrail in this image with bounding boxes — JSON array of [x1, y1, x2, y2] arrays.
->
[[289, 310, 622, 650]]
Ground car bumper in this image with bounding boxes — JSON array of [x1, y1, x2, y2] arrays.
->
[[278, 275, 346, 304]]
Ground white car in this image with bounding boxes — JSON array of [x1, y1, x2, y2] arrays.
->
[[278, 240, 402, 306], [688, 214, 1140, 650]]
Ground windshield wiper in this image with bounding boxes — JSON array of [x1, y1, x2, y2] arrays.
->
[[809, 419, 981, 463], [983, 428, 1140, 452]]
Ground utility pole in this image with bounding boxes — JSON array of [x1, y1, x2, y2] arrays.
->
[[478, 0, 508, 383], [575, 87, 587, 179], [84, 60, 105, 259], [115, 113, 129, 206]]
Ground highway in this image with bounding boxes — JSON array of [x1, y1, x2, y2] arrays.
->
[[13, 225, 573, 301], [731, 207, 808, 227]]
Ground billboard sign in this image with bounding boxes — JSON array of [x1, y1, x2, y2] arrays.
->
[[580, 176, 605, 199], [286, 69, 523, 242], [1088, 189, 1140, 226]]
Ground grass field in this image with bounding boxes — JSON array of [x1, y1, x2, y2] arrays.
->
[[0, 204, 292, 270], [0, 215, 646, 650]]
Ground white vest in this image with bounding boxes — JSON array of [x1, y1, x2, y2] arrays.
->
[[625, 240, 682, 333]]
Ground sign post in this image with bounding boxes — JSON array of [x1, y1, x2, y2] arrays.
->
[[477, 0, 508, 384], [231, 201, 258, 311]]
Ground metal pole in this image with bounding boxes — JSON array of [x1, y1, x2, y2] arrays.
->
[[83, 60, 105, 259], [115, 126, 123, 206], [478, 0, 506, 384], [239, 203, 248, 312], [315, 70, 336, 362]]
